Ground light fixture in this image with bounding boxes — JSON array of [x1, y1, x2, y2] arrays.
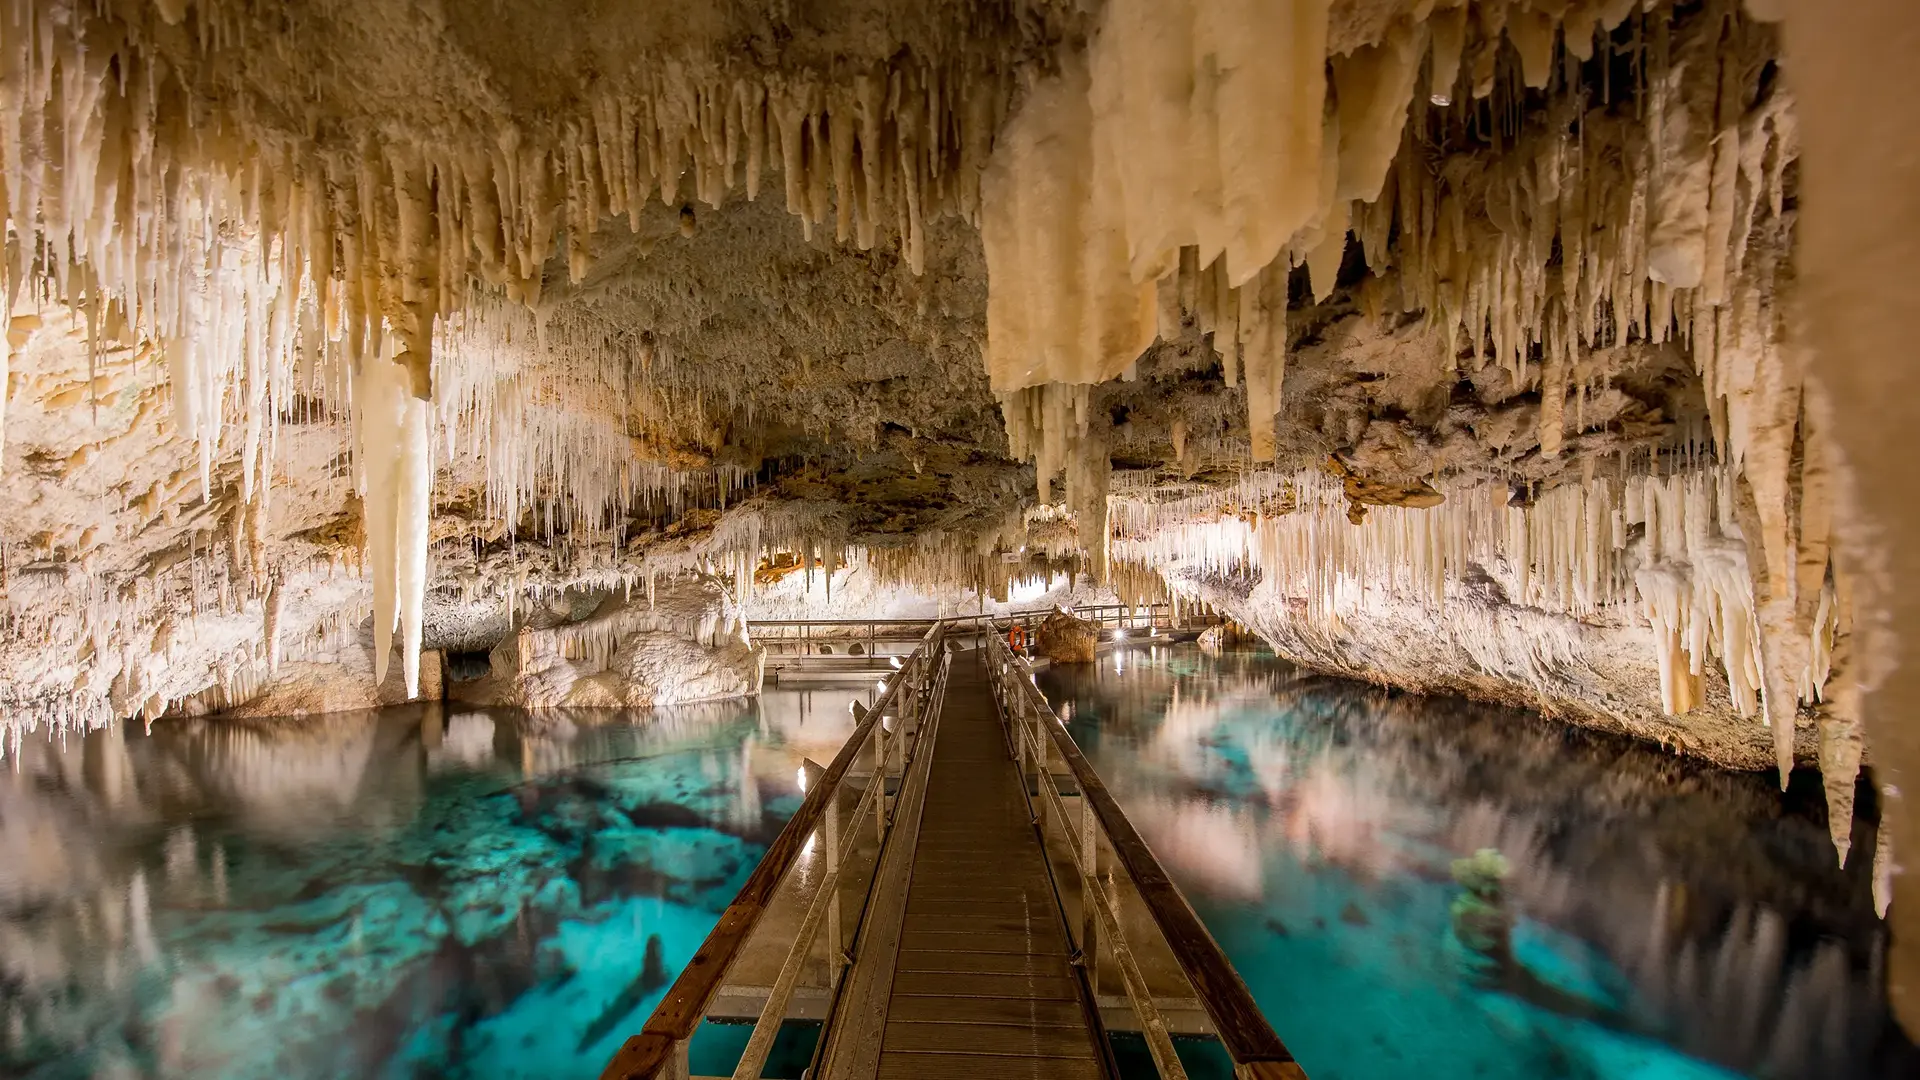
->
[[1114, 629, 1127, 641], [876, 679, 888, 692], [797, 766, 809, 793], [889, 656, 902, 669]]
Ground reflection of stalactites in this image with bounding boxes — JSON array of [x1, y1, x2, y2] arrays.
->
[[735, 736, 762, 829], [81, 723, 133, 808], [129, 869, 160, 965], [1874, 817, 1895, 920]]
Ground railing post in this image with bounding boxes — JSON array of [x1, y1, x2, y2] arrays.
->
[[875, 716, 889, 841], [666, 1038, 690, 1080], [1080, 793, 1101, 996], [825, 785, 844, 987], [1024, 700, 1041, 825]]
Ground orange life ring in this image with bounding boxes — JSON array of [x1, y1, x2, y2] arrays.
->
[[1009, 625, 1027, 651]]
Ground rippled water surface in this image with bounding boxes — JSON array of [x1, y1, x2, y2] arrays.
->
[[0, 690, 874, 1079], [1039, 645, 1915, 1080]]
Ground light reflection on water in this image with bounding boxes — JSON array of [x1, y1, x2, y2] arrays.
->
[[1040, 645, 1917, 1080], [0, 688, 873, 1079]]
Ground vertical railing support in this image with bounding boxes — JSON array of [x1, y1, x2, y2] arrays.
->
[[1080, 793, 1101, 996], [875, 715, 889, 842], [825, 789, 844, 986]]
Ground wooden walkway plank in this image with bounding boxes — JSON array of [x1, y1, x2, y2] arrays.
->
[[876, 1052, 1105, 1080], [875, 652, 1112, 1077]]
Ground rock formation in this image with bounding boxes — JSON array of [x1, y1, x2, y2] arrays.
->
[[1035, 609, 1100, 665], [463, 575, 764, 709], [0, 0, 1917, 1029]]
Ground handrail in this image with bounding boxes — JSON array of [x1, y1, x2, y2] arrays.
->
[[749, 602, 1185, 630], [600, 623, 944, 1080], [986, 633, 1308, 1080]]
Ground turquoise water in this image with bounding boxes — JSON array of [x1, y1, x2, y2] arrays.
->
[[0, 690, 872, 1079], [1038, 646, 1917, 1080], [7, 655, 1911, 1080]]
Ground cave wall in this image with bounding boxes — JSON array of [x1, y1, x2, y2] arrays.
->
[[0, 0, 1907, 1003], [1771, 0, 1920, 1031]]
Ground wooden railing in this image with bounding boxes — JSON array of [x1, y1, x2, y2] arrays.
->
[[986, 633, 1308, 1080], [599, 625, 951, 1080]]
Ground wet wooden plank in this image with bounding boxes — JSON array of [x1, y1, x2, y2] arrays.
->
[[876, 1051, 1104, 1080], [886, 994, 1089, 1027], [869, 655, 1106, 1075], [884, 1021, 1098, 1058], [890, 969, 1081, 1002], [895, 949, 1073, 976], [899, 928, 1060, 954], [906, 891, 1048, 909], [898, 912, 1060, 934]]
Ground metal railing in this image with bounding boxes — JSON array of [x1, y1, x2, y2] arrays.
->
[[986, 633, 1308, 1080], [753, 602, 1204, 659], [599, 625, 952, 1080]]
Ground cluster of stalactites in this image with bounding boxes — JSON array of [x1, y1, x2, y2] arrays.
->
[[433, 298, 755, 542], [726, 521, 1098, 612], [0, 1, 1015, 709], [1109, 461, 1850, 815], [998, 383, 1112, 582], [981, 0, 1794, 465], [983, 0, 1856, 856], [979, 0, 1387, 458]]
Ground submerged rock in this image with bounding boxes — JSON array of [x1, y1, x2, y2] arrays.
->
[[577, 934, 669, 1051]]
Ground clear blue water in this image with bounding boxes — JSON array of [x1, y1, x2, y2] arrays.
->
[[0, 690, 873, 1079], [6, 653, 1912, 1080], [1038, 645, 1917, 1080]]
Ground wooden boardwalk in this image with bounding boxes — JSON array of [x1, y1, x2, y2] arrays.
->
[[876, 650, 1108, 1079], [603, 627, 1302, 1080]]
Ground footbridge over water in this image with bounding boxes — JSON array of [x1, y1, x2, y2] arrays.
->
[[600, 620, 1307, 1080]]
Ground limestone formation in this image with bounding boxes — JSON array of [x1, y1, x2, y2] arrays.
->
[[0, 0, 1905, 967], [1035, 609, 1100, 665]]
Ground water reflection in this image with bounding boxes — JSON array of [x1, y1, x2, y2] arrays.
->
[[1041, 647, 1917, 1080], [0, 688, 871, 1079]]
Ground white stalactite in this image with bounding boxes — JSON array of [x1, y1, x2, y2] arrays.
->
[[358, 346, 432, 699]]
